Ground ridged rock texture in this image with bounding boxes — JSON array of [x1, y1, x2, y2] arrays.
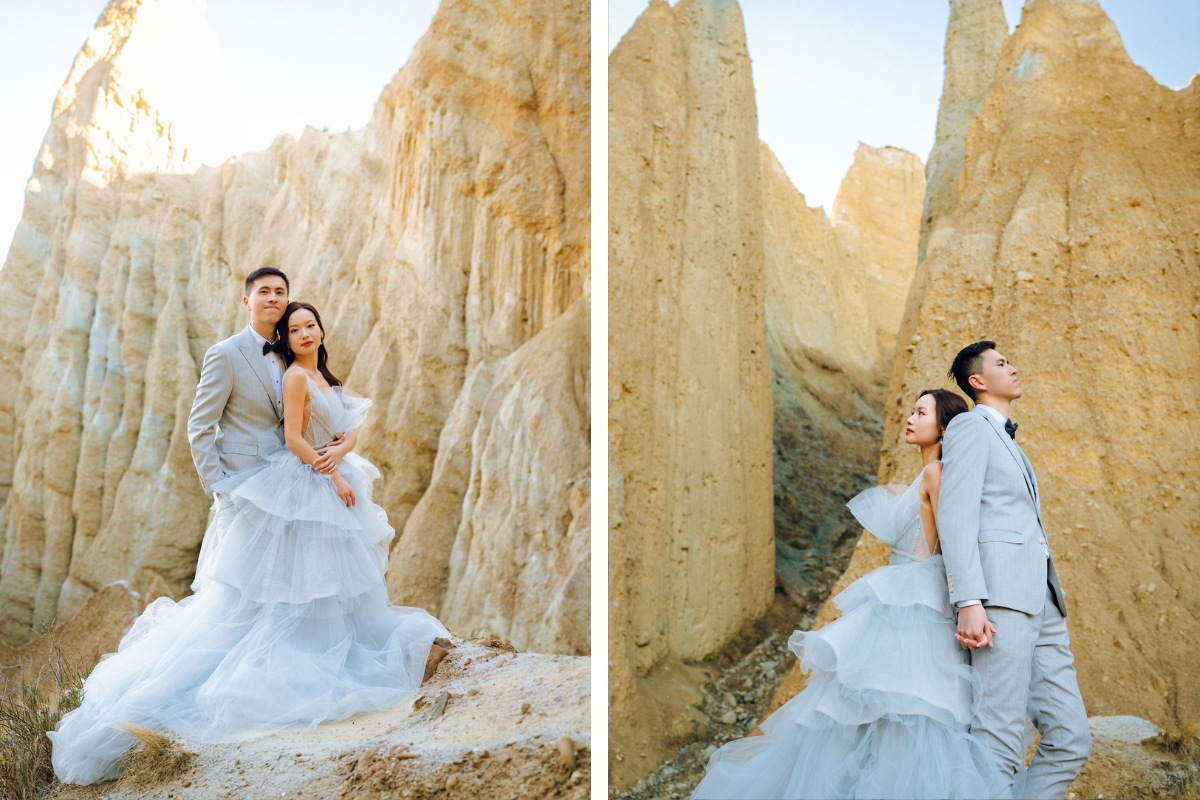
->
[[918, 0, 1009, 263], [608, 0, 774, 783], [609, 0, 925, 786], [0, 0, 590, 659], [765, 143, 924, 616], [785, 0, 1200, 729]]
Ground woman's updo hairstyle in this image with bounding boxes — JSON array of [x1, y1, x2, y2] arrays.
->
[[917, 388, 969, 443], [274, 301, 343, 387]]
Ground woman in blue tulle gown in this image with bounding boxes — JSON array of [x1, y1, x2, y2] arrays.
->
[[50, 302, 448, 785], [692, 388, 1010, 800]]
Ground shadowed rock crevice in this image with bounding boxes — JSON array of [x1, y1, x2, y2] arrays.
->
[[763, 142, 924, 622]]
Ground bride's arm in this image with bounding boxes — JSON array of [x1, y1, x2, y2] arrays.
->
[[313, 429, 357, 474], [284, 370, 355, 505]]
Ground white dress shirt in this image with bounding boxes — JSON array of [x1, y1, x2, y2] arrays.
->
[[975, 402, 1009, 433], [958, 402, 1049, 610], [247, 325, 285, 407]]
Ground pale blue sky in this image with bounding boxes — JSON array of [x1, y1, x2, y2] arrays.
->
[[609, 0, 1200, 211], [0, 0, 439, 253]]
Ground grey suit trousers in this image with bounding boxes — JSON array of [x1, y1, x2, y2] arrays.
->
[[970, 584, 1091, 798]]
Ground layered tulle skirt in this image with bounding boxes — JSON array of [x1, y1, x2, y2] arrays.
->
[[49, 449, 447, 785], [692, 556, 1008, 799]]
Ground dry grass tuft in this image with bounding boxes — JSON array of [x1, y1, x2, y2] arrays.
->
[[1146, 721, 1200, 762], [0, 640, 86, 800], [116, 723, 197, 788]]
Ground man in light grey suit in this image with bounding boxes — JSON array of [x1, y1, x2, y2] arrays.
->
[[187, 267, 449, 680], [189, 267, 296, 499], [938, 341, 1090, 798]]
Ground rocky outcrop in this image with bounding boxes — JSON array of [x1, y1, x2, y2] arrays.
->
[[1068, 716, 1198, 799], [437, 299, 590, 656], [764, 143, 924, 617], [0, 0, 590, 657], [45, 639, 591, 800], [608, 0, 775, 784], [817, 0, 1200, 729]]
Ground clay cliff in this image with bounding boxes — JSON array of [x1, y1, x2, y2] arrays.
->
[[609, 0, 925, 786], [789, 0, 1200, 729], [608, 0, 775, 782], [0, 0, 590, 658], [918, 0, 1009, 263]]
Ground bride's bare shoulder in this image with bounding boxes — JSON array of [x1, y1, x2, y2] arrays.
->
[[283, 367, 310, 391], [921, 462, 943, 495]]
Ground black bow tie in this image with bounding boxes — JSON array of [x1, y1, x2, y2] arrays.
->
[[1004, 419, 1018, 440], [262, 340, 282, 356]]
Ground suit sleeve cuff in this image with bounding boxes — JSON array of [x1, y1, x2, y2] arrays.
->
[[957, 600, 983, 608]]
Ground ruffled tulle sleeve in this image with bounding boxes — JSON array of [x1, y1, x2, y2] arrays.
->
[[846, 484, 909, 544], [329, 386, 372, 433]]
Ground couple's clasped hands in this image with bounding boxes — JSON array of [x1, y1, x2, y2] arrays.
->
[[315, 433, 355, 506], [955, 604, 997, 651]]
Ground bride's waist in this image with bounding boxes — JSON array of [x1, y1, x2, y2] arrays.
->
[[268, 448, 379, 476], [889, 548, 942, 565]]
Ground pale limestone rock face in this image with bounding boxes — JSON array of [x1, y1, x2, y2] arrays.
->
[[388, 301, 590, 657], [608, 0, 775, 774], [0, 0, 590, 657], [821, 0, 1200, 728], [763, 143, 923, 614], [439, 298, 590, 655]]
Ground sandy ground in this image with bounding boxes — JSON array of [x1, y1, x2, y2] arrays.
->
[[48, 639, 590, 800]]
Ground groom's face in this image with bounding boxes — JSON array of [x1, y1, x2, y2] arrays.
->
[[243, 276, 288, 326], [972, 349, 1022, 400]]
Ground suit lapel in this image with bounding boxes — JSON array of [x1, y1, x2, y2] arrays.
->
[[1017, 445, 1040, 507], [238, 327, 282, 420], [975, 405, 1035, 502]]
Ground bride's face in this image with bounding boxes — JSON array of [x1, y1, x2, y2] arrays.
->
[[286, 309, 323, 356], [905, 395, 941, 447]]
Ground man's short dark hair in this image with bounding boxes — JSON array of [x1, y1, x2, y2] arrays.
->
[[948, 340, 995, 402], [244, 266, 290, 296]]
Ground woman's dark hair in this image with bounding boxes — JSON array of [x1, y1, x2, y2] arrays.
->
[[244, 266, 290, 296], [917, 388, 969, 442], [947, 340, 995, 401], [274, 302, 342, 387]]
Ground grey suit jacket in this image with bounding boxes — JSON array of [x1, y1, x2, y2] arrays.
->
[[187, 326, 285, 493], [937, 404, 1066, 617]]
